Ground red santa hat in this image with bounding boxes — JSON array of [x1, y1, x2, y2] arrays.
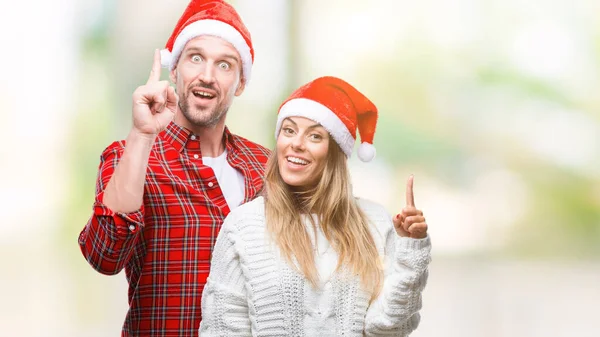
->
[[275, 76, 378, 162], [160, 0, 254, 82]]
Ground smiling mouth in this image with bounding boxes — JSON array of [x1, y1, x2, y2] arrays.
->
[[286, 156, 309, 165], [192, 90, 215, 99]]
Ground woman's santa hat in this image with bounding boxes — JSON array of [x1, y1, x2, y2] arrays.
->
[[160, 0, 254, 82], [275, 76, 378, 162]]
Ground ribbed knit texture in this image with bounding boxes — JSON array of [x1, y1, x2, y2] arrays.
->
[[200, 197, 431, 337]]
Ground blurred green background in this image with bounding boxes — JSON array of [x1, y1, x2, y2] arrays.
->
[[0, 0, 598, 336]]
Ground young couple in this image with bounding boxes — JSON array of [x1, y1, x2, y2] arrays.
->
[[78, 1, 431, 336]]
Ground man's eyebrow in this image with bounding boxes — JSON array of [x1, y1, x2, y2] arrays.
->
[[183, 46, 203, 54], [221, 53, 240, 63], [183, 47, 239, 63]]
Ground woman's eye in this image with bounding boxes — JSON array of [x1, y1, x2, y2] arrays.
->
[[192, 55, 201, 62], [309, 134, 322, 140], [218, 62, 230, 70], [283, 127, 294, 135]]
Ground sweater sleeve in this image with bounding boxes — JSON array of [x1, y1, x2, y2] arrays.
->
[[200, 214, 251, 337], [364, 229, 431, 337]]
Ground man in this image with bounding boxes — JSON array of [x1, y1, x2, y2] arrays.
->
[[78, 0, 270, 335]]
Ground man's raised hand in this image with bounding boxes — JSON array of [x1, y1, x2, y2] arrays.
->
[[131, 49, 178, 136]]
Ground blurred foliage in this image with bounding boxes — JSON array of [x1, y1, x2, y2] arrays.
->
[[509, 165, 600, 259], [356, 35, 600, 259], [477, 66, 575, 106], [61, 0, 600, 266], [57, 21, 117, 263]]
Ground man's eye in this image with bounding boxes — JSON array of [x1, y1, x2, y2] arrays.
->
[[218, 62, 230, 70], [192, 55, 201, 62]]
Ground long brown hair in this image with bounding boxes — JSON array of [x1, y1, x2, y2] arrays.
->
[[262, 138, 382, 298]]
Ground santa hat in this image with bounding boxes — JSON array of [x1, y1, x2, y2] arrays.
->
[[160, 0, 254, 82], [275, 76, 378, 162]]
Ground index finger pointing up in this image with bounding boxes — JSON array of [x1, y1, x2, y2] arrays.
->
[[406, 175, 415, 207], [147, 49, 162, 84]]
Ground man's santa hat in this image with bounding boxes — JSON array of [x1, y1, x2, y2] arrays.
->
[[160, 0, 254, 82], [275, 76, 378, 162]]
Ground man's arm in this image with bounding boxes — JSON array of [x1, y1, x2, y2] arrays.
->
[[78, 141, 147, 275], [78, 49, 177, 274], [104, 48, 177, 211], [102, 130, 156, 213]]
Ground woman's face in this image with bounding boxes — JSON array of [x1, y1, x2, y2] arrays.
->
[[276, 116, 330, 190]]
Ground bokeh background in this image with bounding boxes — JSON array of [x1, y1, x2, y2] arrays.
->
[[1, 0, 599, 336]]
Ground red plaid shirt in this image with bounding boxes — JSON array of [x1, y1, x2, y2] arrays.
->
[[78, 122, 270, 336]]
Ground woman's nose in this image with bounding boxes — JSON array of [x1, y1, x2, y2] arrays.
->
[[290, 134, 305, 151]]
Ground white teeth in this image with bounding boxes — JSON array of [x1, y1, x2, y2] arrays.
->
[[193, 91, 214, 98], [287, 156, 308, 165]]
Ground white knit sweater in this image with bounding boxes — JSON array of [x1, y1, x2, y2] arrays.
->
[[199, 196, 431, 337]]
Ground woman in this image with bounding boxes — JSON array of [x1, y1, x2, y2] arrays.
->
[[200, 76, 431, 337]]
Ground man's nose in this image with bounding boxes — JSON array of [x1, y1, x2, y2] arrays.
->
[[197, 63, 215, 84]]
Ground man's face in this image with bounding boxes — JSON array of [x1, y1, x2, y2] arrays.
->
[[170, 35, 245, 129]]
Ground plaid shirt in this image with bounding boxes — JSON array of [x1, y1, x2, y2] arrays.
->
[[78, 122, 270, 336]]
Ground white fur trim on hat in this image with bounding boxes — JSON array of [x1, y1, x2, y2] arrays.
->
[[161, 19, 252, 83], [276, 98, 355, 158]]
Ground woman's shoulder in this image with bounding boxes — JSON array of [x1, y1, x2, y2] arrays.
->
[[221, 196, 266, 232], [355, 197, 391, 220], [355, 197, 394, 235], [232, 195, 265, 215]]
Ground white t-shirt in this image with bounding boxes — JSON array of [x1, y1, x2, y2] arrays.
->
[[202, 150, 245, 210]]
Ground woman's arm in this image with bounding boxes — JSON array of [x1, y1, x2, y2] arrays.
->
[[364, 231, 431, 336]]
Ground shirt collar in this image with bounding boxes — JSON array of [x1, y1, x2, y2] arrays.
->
[[160, 121, 240, 154], [160, 122, 192, 153]]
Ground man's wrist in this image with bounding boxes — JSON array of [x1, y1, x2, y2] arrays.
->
[[129, 128, 158, 145]]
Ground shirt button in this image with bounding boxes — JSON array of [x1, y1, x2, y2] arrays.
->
[[193, 154, 199, 159], [208, 182, 214, 188], [191, 135, 196, 140], [128, 224, 135, 232]]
